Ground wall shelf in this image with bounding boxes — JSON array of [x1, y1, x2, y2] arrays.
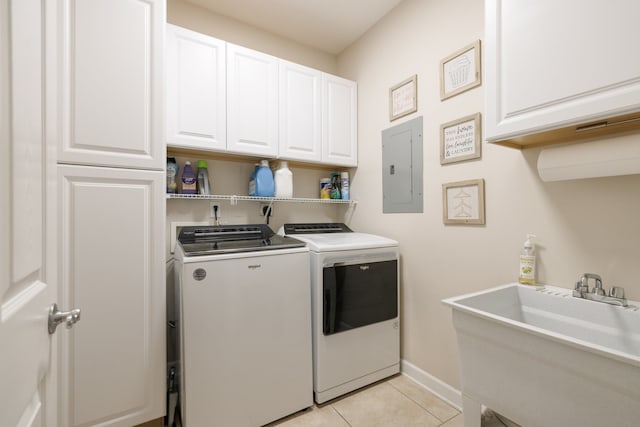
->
[[166, 193, 356, 206]]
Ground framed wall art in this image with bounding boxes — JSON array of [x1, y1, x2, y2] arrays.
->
[[389, 75, 417, 121], [440, 113, 482, 164], [440, 40, 481, 100], [442, 178, 485, 225]]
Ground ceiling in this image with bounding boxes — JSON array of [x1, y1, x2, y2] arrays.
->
[[183, 0, 405, 55]]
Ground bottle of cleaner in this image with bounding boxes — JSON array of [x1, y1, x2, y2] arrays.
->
[[167, 157, 178, 194], [274, 161, 293, 198], [340, 171, 349, 200], [181, 161, 196, 194], [518, 234, 537, 285], [196, 160, 211, 195], [254, 160, 275, 197]]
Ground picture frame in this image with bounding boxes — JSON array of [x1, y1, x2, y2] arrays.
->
[[442, 179, 485, 225], [440, 113, 482, 165], [440, 40, 481, 100], [389, 75, 417, 121]]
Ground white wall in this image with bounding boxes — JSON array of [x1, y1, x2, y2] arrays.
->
[[337, 0, 640, 390], [167, 0, 337, 73], [167, 0, 640, 393]]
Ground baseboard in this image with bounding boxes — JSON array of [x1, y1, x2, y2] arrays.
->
[[400, 359, 462, 410]]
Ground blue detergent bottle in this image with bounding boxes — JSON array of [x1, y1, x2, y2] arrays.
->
[[248, 163, 259, 196], [254, 160, 275, 197]]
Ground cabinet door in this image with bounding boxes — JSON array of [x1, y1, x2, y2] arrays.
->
[[485, 0, 640, 143], [57, 0, 164, 170], [279, 60, 322, 162], [166, 24, 226, 151], [58, 165, 165, 427], [323, 74, 357, 166], [227, 43, 279, 157]]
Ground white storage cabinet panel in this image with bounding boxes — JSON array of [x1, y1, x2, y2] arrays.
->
[[278, 60, 322, 162], [322, 73, 357, 166], [166, 24, 226, 151], [485, 0, 640, 142], [59, 165, 165, 427], [57, 0, 164, 170], [227, 43, 279, 157]]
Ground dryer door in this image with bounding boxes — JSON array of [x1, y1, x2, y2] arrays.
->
[[322, 259, 398, 335]]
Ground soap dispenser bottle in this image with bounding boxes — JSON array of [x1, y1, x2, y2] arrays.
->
[[518, 234, 537, 285]]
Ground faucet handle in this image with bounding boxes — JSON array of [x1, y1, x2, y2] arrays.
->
[[573, 280, 588, 297], [609, 286, 625, 299]]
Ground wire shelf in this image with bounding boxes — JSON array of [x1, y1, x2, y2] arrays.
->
[[166, 193, 355, 205]]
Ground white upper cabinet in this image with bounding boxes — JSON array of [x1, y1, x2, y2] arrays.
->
[[164, 25, 358, 166], [278, 60, 322, 162], [323, 74, 358, 166], [227, 43, 279, 157], [57, 0, 164, 170], [166, 24, 226, 151], [485, 0, 640, 147]]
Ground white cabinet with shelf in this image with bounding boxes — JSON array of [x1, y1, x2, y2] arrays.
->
[[323, 74, 358, 166], [52, 1, 165, 425], [279, 60, 323, 162], [227, 43, 279, 157], [166, 24, 226, 151], [485, 0, 640, 148]]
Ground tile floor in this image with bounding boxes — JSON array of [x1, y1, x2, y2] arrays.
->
[[268, 374, 513, 427]]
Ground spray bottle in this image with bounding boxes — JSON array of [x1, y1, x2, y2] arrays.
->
[[518, 234, 537, 285]]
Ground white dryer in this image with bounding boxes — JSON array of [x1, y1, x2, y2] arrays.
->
[[281, 223, 399, 403]]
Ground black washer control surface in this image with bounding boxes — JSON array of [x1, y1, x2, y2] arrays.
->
[[178, 224, 305, 256]]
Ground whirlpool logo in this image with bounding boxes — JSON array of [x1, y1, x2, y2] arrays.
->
[[360, 265, 370, 271], [248, 264, 262, 270]]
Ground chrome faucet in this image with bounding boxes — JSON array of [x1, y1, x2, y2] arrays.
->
[[573, 273, 627, 307]]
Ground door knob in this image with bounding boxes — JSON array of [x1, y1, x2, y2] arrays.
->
[[48, 303, 81, 334]]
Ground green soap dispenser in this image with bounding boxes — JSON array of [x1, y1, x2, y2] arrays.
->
[[518, 234, 537, 285]]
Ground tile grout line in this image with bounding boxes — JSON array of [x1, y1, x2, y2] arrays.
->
[[329, 403, 353, 427], [386, 379, 460, 424]]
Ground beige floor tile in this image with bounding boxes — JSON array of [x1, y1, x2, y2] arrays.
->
[[268, 405, 350, 427], [387, 374, 460, 422], [440, 413, 465, 427], [332, 382, 441, 427]]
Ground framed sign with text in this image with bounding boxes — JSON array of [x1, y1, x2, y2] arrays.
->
[[389, 75, 417, 121], [440, 113, 481, 165]]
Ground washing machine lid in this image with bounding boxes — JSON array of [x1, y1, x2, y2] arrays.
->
[[179, 224, 306, 256], [281, 223, 398, 251]]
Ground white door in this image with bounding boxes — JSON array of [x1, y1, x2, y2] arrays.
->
[[227, 43, 279, 157], [279, 60, 322, 162], [322, 74, 358, 166], [57, 0, 165, 170], [1, 0, 67, 425], [166, 24, 227, 151], [58, 166, 165, 427]]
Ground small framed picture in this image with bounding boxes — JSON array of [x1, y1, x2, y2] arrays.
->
[[389, 75, 417, 121], [442, 179, 485, 225], [440, 113, 482, 165], [440, 40, 481, 100]]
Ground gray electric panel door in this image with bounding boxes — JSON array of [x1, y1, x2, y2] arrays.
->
[[382, 116, 423, 213]]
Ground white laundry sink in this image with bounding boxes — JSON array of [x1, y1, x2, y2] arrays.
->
[[443, 283, 640, 427]]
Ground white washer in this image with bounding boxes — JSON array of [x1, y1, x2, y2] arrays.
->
[[281, 223, 400, 403], [175, 224, 312, 426]]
